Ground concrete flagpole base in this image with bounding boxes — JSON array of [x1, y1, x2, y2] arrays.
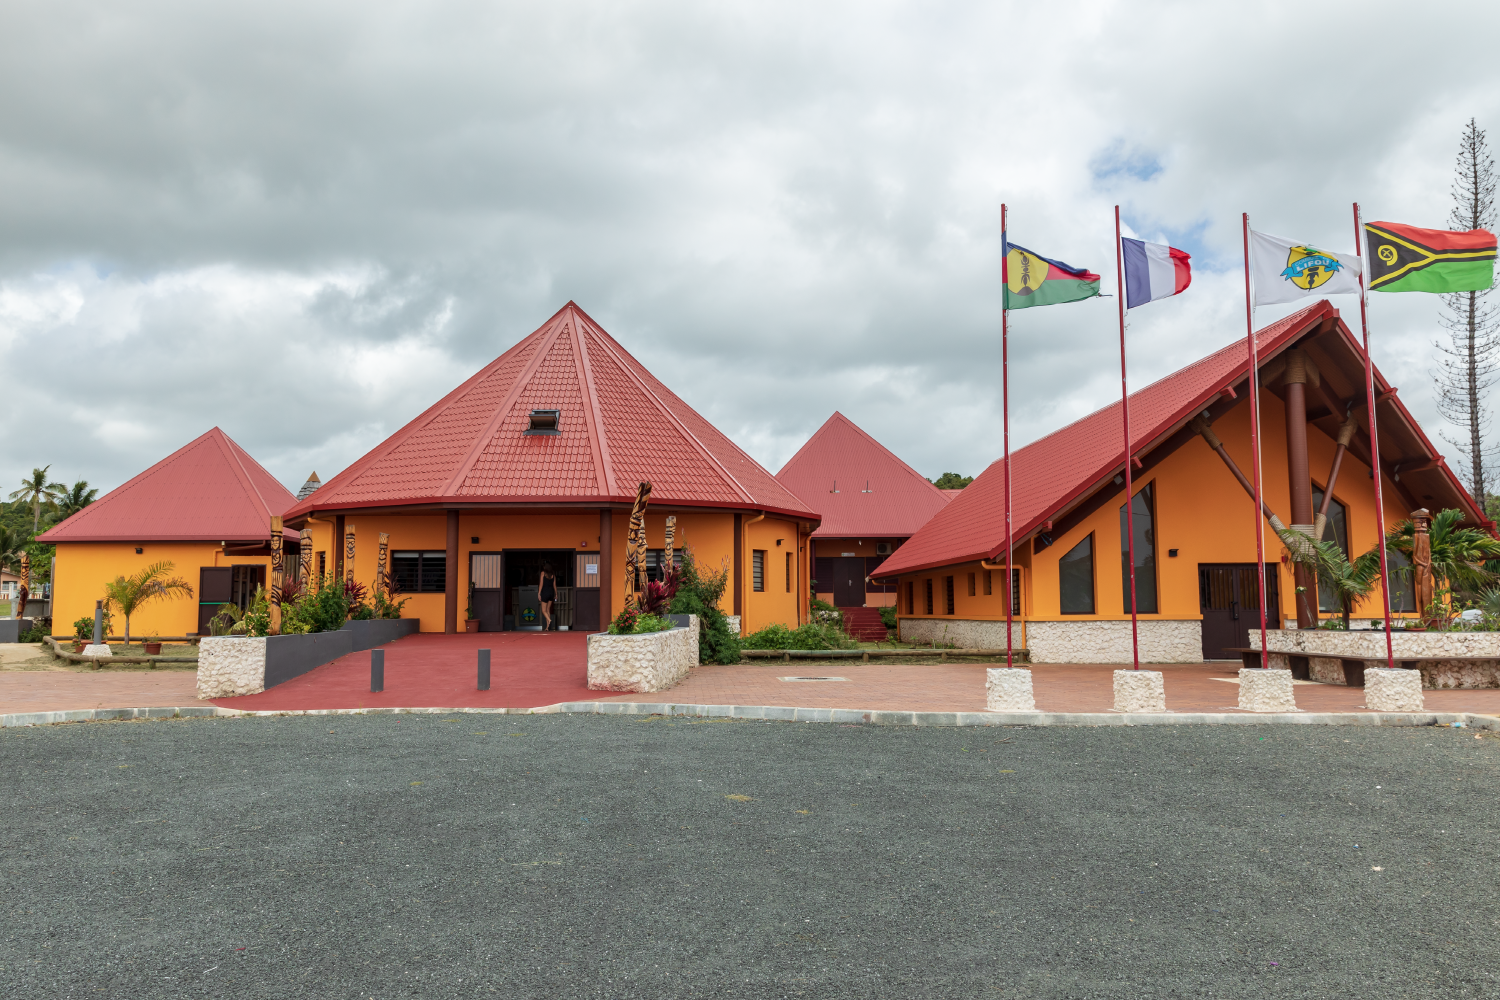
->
[[81, 644, 113, 658], [1364, 667, 1424, 712], [986, 667, 1036, 711], [1238, 668, 1295, 712], [1113, 669, 1166, 712]]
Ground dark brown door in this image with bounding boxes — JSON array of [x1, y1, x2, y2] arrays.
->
[[1198, 563, 1280, 660], [197, 567, 233, 635], [474, 590, 503, 632], [832, 557, 865, 607]]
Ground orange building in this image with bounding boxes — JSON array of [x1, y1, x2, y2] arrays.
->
[[874, 301, 1487, 662], [40, 428, 300, 638], [776, 412, 952, 635], [284, 302, 818, 635]]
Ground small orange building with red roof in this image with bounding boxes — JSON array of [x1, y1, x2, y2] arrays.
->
[[875, 301, 1486, 662], [40, 427, 301, 637], [775, 411, 951, 612], [285, 302, 819, 634]]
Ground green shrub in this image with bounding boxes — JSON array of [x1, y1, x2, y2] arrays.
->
[[667, 547, 741, 664], [607, 608, 673, 635], [878, 605, 898, 631], [741, 620, 855, 650]]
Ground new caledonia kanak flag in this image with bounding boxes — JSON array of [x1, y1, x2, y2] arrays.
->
[[1363, 221, 1497, 293], [1003, 236, 1101, 309]]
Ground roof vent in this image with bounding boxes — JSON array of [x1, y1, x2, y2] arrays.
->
[[525, 409, 561, 435]]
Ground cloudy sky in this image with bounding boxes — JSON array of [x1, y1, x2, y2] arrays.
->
[[2, 0, 1498, 503]]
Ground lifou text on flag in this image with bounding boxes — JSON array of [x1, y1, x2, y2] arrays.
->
[[1250, 230, 1361, 306], [1364, 221, 1496, 294], [1003, 240, 1100, 309], [1122, 238, 1191, 308]]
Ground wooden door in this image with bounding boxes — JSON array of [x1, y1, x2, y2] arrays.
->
[[1198, 563, 1280, 660], [832, 557, 865, 607], [574, 552, 600, 632], [471, 554, 504, 631], [197, 567, 233, 635]]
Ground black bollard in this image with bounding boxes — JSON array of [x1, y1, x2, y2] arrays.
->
[[478, 648, 491, 691], [371, 649, 384, 692]]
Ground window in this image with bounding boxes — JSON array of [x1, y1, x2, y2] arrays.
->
[[1387, 549, 1418, 612], [1007, 568, 1022, 616], [944, 576, 955, 615], [924, 578, 934, 615], [905, 581, 914, 615], [525, 409, 561, 434], [392, 551, 447, 593], [984, 570, 992, 596], [1312, 488, 1350, 613], [786, 552, 793, 593], [752, 550, 765, 592], [645, 550, 684, 582], [967, 572, 976, 597], [1059, 534, 1095, 614], [230, 565, 265, 611], [316, 551, 326, 580], [1119, 482, 1159, 614]]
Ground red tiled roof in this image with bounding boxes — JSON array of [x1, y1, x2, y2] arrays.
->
[[39, 427, 298, 543], [284, 302, 818, 520], [876, 300, 1444, 578], [775, 412, 951, 538]]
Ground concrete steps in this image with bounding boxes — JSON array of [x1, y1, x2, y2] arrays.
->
[[839, 606, 890, 641]]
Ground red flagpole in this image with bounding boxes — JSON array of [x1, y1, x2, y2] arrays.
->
[[1002, 203, 1013, 669], [1354, 202, 1396, 669], [1114, 206, 1140, 669], [1242, 213, 1269, 663]]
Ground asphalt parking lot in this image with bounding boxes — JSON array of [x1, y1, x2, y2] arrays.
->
[[3, 715, 1498, 999]]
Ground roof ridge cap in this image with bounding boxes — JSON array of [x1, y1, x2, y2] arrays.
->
[[213, 428, 273, 522], [571, 313, 618, 497]]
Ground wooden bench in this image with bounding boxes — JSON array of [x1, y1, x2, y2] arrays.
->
[[1225, 647, 1500, 687]]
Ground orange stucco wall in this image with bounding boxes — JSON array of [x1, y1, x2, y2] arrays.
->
[[325, 509, 804, 635], [53, 541, 268, 639], [894, 387, 1421, 629]]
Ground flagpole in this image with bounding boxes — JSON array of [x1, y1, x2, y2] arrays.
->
[[1354, 202, 1396, 669], [1002, 203, 1014, 670], [1114, 206, 1140, 669], [1242, 213, 1269, 663]]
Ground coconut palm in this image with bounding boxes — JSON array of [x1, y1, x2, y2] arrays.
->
[[102, 561, 194, 647], [1385, 508, 1500, 599], [51, 480, 99, 523], [9, 466, 65, 536]]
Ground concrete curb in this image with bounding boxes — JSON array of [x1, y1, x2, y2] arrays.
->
[[5, 701, 1500, 730]]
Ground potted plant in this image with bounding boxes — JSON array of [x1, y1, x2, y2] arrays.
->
[[465, 581, 479, 633], [143, 633, 163, 655], [72, 615, 92, 653]]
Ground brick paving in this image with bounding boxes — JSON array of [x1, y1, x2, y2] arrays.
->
[[8, 634, 1500, 718]]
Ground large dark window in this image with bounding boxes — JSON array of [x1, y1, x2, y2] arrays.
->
[[392, 551, 447, 593], [1059, 534, 1095, 614], [1311, 488, 1350, 613], [1387, 549, 1418, 612], [1119, 483, 1159, 614]]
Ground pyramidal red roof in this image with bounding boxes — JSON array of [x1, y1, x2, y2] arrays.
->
[[285, 302, 817, 519], [776, 412, 951, 538], [878, 301, 1371, 578], [39, 427, 298, 543]]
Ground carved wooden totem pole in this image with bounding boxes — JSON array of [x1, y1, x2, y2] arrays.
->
[[623, 482, 651, 609], [344, 525, 356, 589], [269, 515, 284, 634], [377, 532, 390, 598], [1411, 508, 1434, 618], [298, 528, 313, 592]]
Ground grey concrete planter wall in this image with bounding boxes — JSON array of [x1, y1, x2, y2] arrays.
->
[[340, 618, 419, 652], [587, 616, 698, 693], [198, 618, 417, 699], [0, 619, 35, 643]]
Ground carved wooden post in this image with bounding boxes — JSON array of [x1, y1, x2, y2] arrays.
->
[[1412, 508, 1434, 618], [623, 482, 651, 610], [344, 524, 356, 588], [377, 532, 390, 598], [17, 550, 29, 618], [298, 528, 313, 592], [269, 516, 284, 635], [664, 515, 676, 578]]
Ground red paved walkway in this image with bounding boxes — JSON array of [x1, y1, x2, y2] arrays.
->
[[211, 632, 617, 712]]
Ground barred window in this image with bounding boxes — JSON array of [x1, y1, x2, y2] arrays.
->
[[752, 550, 765, 592], [944, 576, 955, 615], [393, 551, 447, 593], [924, 578, 933, 615]]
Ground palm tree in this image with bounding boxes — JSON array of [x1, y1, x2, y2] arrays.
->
[[9, 466, 65, 536], [51, 480, 99, 523], [1310, 539, 1382, 629], [102, 561, 194, 647], [1386, 508, 1500, 600]]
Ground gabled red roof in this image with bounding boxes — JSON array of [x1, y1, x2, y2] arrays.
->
[[39, 427, 298, 543], [776, 411, 950, 537], [876, 300, 1484, 578], [284, 302, 817, 520]]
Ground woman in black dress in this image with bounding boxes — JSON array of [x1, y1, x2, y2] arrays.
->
[[538, 561, 557, 631]]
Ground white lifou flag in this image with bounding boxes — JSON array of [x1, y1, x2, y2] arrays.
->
[[1250, 230, 1362, 306]]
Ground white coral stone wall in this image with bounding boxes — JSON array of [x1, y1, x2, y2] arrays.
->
[[985, 668, 1036, 711], [1026, 620, 1202, 663], [1238, 668, 1296, 712], [197, 637, 268, 699], [1113, 670, 1166, 712], [587, 618, 698, 693], [1364, 668, 1425, 711]]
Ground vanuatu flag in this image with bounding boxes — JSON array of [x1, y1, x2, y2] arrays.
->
[[1364, 221, 1496, 294], [1004, 238, 1101, 309]]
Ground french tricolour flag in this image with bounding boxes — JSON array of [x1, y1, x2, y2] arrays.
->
[[1122, 238, 1192, 309]]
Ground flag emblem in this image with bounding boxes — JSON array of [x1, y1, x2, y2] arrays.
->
[[1364, 221, 1496, 293], [1280, 246, 1345, 291]]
